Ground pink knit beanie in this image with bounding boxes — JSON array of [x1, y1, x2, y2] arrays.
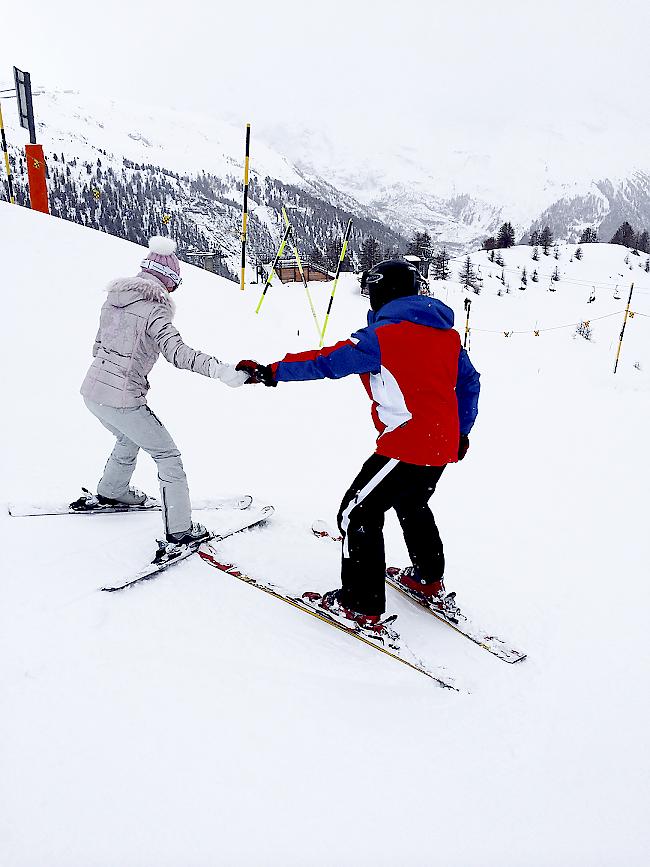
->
[[139, 236, 181, 290]]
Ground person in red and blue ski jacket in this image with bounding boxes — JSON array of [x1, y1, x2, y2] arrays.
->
[[237, 259, 480, 632]]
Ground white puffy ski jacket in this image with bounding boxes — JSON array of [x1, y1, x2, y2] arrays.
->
[[81, 273, 219, 408]]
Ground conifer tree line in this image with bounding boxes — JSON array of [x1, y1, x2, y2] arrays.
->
[[5, 147, 406, 281]]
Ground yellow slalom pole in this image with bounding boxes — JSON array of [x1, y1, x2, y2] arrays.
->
[[282, 206, 321, 336], [255, 223, 292, 314], [319, 219, 353, 348], [240, 123, 251, 290], [0, 101, 16, 204], [613, 283, 634, 374]]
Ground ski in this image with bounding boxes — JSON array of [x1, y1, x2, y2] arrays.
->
[[8, 493, 254, 518], [197, 548, 457, 689], [101, 505, 274, 593], [311, 520, 526, 664], [385, 568, 526, 664]]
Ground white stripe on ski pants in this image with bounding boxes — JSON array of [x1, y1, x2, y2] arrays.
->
[[84, 397, 191, 535], [340, 458, 400, 558]]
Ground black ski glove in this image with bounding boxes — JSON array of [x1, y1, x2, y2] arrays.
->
[[235, 359, 277, 387], [458, 434, 470, 461]]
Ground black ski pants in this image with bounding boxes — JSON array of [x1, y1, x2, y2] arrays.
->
[[337, 454, 445, 616]]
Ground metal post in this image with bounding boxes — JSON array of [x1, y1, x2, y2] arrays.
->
[[240, 123, 251, 291], [613, 284, 634, 374], [463, 297, 472, 349], [319, 219, 353, 348], [255, 223, 292, 314], [0, 101, 15, 204]]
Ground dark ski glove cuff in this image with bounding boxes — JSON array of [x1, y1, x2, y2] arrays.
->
[[458, 434, 470, 461]]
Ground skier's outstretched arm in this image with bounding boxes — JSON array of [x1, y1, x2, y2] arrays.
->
[[456, 348, 480, 436], [272, 327, 382, 382], [146, 307, 245, 386]]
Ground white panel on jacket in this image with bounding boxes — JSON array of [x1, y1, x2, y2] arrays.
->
[[369, 366, 412, 435]]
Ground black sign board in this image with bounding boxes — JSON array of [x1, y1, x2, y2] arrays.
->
[[13, 67, 36, 144]]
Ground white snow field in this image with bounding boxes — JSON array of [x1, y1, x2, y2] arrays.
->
[[1, 203, 649, 866]]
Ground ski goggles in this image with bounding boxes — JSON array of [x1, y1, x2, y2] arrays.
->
[[141, 258, 182, 287]]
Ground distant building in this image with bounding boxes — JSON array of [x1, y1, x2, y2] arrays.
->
[[275, 258, 333, 283], [185, 251, 225, 273]]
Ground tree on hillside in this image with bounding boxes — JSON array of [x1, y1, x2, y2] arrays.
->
[[431, 248, 451, 280], [610, 221, 636, 248], [575, 246, 583, 260], [532, 245, 539, 261], [579, 227, 598, 244], [520, 266, 528, 289], [637, 230, 650, 253], [529, 230, 540, 247], [531, 269, 539, 282], [482, 236, 497, 251], [407, 230, 433, 261], [459, 256, 481, 292], [540, 226, 554, 255], [359, 236, 382, 271], [496, 221, 516, 248]]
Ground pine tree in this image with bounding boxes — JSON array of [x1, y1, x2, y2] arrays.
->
[[575, 246, 583, 260], [520, 266, 527, 287], [459, 256, 480, 291], [359, 235, 382, 270], [552, 266, 560, 282], [532, 246, 539, 261], [496, 221, 516, 248], [495, 252, 504, 267], [610, 221, 636, 248], [482, 236, 497, 251], [638, 230, 650, 253], [531, 269, 539, 282], [540, 226, 554, 255], [529, 230, 540, 247], [579, 227, 598, 244], [431, 248, 451, 280]]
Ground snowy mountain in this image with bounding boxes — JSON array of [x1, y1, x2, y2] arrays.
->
[[5, 87, 650, 264], [0, 89, 406, 277], [260, 109, 650, 249], [2, 202, 649, 865]]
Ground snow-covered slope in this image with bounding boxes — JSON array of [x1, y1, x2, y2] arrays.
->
[[1, 204, 649, 866]]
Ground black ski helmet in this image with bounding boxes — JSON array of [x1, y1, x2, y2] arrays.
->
[[361, 259, 425, 312]]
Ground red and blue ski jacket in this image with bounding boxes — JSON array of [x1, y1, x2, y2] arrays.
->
[[271, 296, 480, 467]]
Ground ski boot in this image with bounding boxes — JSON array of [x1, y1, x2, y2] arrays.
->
[[303, 589, 399, 648], [97, 487, 148, 507], [154, 522, 211, 564], [390, 567, 460, 618], [69, 486, 150, 512]]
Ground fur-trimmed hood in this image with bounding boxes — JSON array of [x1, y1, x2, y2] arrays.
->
[[105, 274, 175, 315]]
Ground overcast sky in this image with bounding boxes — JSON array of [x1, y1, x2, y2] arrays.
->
[[3, 0, 650, 142]]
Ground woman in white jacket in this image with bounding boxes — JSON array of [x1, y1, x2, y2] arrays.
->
[[78, 236, 245, 548]]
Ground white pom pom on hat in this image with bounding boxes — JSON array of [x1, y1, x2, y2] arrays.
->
[[148, 236, 177, 256]]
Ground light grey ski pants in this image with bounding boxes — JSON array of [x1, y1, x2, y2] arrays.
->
[[83, 397, 191, 535]]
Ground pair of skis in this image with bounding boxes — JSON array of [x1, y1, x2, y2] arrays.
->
[[312, 520, 526, 665], [9, 494, 526, 685]]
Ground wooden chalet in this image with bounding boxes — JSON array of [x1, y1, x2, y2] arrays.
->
[[275, 258, 333, 283]]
